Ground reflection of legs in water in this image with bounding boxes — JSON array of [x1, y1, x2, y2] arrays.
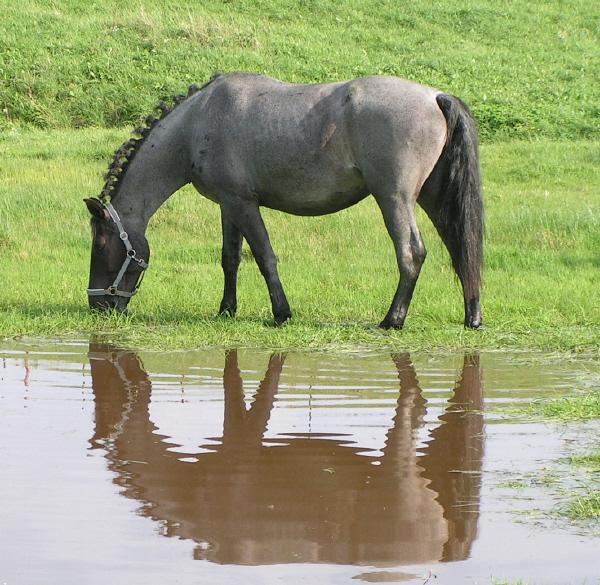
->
[[357, 354, 446, 565], [366, 353, 484, 564], [378, 353, 427, 472], [88, 343, 151, 449], [222, 350, 286, 451], [419, 354, 484, 562], [391, 353, 428, 437], [89, 346, 290, 563], [88, 346, 483, 566]]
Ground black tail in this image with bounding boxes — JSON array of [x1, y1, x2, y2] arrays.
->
[[434, 94, 483, 302]]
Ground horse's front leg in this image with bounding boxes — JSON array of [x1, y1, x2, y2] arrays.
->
[[221, 200, 291, 326], [376, 196, 427, 330], [218, 214, 243, 317]]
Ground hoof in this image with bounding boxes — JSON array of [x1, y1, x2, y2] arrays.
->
[[274, 313, 292, 327], [378, 320, 403, 331], [465, 320, 484, 330], [217, 305, 236, 318]]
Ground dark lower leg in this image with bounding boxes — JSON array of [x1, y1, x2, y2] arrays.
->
[[257, 259, 292, 326], [464, 297, 482, 329], [226, 201, 291, 325], [219, 216, 242, 316], [379, 259, 424, 330], [377, 199, 426, 330]]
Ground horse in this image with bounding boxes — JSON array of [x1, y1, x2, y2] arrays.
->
[[84, 72, 483, 329]]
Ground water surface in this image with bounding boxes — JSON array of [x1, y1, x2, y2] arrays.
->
[[1, 342, 598, 585]]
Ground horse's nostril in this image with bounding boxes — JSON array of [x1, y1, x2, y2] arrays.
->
[[89, 297, 114, 311]]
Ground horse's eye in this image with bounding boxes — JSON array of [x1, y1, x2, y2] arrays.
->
[[95, 235, 107, 250]]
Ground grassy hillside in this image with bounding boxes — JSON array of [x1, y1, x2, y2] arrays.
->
[[1, 0, 599, 139]]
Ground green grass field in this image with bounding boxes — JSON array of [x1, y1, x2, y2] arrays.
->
[[1, 0, 599, 351], [2, 0, 598, 140]]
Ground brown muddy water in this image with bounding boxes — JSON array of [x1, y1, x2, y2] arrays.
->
[[1, 341, 599, 585]]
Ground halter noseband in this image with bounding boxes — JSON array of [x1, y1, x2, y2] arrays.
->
[[87, 201, 149, 299]]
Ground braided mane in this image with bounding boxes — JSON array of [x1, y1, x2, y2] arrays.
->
[[100, 75, 221, 201]]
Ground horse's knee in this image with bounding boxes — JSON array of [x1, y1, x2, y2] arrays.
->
[[258, 252, 279, 280], [221, 253, 240, 273]]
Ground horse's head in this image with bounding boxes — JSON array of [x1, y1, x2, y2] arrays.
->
[[84, 198, 149, 313]]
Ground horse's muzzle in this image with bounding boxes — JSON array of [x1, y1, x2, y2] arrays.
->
[[88, 295, 129, 314]]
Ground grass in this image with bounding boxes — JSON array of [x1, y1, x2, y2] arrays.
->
[[1, 130, 600, 350], [538, 392, 600, 420], [532, 366, 600, 420], [570, 450, 600, 470], [1, 0, 598, 139], [522, 382, 600, 522], [565, 493, 600, 520], [566, 449, 600, 521]]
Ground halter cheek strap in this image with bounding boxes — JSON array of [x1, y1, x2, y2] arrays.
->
[[87, 202, 149, 299]]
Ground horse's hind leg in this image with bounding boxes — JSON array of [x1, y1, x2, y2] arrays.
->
[[221, 200, 291, 326], [218, 215, 243, 317], [375, 195, 427, 330]]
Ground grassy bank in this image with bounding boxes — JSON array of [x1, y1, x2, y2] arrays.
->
[[1, 129, 599, 350], [1, 0, 598, 140]]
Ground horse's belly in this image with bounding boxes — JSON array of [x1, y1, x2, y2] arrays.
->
[[260, 188, 368, 216], [256, 166, 368, 216]]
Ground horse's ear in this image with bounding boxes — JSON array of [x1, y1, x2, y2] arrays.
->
[[84, 198, 110, 221]]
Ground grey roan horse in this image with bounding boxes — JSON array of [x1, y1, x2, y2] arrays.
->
[[85, 73, 483, 329]]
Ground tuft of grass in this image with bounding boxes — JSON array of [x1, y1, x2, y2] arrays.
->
[[538, 392, 600, 420], [565, 493, 600, 520], [560, 448, 600, 524], [570, 450, 600, 471], [498, 481, 529, 490]]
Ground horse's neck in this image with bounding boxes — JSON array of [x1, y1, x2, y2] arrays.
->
[[111, 113, 191, 231]]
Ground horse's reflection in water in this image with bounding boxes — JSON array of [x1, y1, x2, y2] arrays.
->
[[88, 346, 484, 566]]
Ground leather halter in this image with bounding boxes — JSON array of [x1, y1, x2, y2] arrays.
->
[[87, 202, 149, 299]]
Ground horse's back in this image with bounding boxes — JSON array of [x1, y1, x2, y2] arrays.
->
[[190, 73, 447, 212]]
